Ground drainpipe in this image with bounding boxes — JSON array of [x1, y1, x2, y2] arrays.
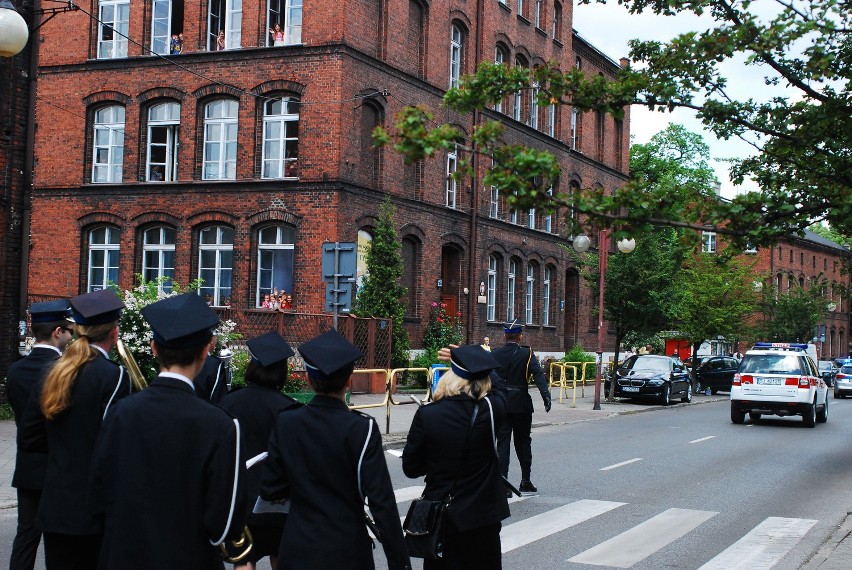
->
[[467, 0, 484, 343]]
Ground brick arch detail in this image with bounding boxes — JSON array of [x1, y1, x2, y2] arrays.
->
[[442, 232, 467, 248], [77, 212, 126, 227], [358, 89, 389, 109], [192, 84, 244, 100], [399, 223, 425, 242], [527, 251, 544, 263], [245, 209, 301, 227], [514, 45, 532, 63], [250, 80, 306, 97], [186, 210, 239, 226], [83, 91, 132, 107], [449, 11, 472, 30], [130, 211, 182, 226], [494, 33, 514, 52], [137, 87, 186, 104], [356, 214, 379, 230], [484, 241, 509, 255]]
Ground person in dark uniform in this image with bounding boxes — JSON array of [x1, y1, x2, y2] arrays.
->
[[17, 289, 131, 570], [194, 350, 230, 404], [220, 332, 300, 570], [403, 344, 510, 569], [260, 329, 411, 570], [490, 320, 551, 494], [90, 292, 248, 569], [7, 300, 75, 570]]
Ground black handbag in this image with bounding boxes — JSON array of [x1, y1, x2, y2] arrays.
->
[[402, 403, 479, 559]]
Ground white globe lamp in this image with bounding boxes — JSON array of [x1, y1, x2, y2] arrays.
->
[[572, 234, 591, 253], [0, 0, 29, 58], [616, 238, 636, 254]]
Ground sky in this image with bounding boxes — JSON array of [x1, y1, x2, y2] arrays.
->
[[572, 1, 786, 198]]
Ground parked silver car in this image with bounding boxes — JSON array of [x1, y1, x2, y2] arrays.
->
[[833, 365, 852, 398]]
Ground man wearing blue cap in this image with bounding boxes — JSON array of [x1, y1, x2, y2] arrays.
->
[[90, 293, 248, 569], [261, 329, 411, 570], [491, 320, 552, 494], [7, 300, 74, 570]]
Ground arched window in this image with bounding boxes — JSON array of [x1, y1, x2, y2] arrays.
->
[[446, 144, 458, 208], [256, 225, 295, 307], [487, 255, 499, 322], [407, 0, 427, 77], [98, 0, 130, 58], [507, 259, 516, 322], [142, 226, 176, 291], [92, 105, 125, 183], [525, 262, 536, 324], [450, 24, 464, 89], [203, 99, 238, 180], [147, 102, 180, 182], [266, 0, 302, 46], [88, 226, 120, 292], [494, 44, 510, 113], [402, 237, 420, 317], [542, 265, 552, 326], [513, 56, 528, 122], [360, 101, 383, 187], [262, 96, 300, 179], [198, 225, 233, 306]]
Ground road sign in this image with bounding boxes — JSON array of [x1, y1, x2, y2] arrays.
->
[[321, 242, 356, 283], [325, 283, 353, 313]]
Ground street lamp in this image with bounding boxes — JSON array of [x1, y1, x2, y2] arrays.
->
[[573, 230, 634, 410], [0, 0, 29, 57]]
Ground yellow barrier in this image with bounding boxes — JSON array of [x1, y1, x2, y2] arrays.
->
[[347, 367, 435, 434], [549, 362, 579, 407]]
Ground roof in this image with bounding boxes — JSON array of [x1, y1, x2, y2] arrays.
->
[[801, 228, 849, 252]]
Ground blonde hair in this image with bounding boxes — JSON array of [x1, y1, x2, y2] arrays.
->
[[433, 369, 491, 401], [41, 321, 116, 420]]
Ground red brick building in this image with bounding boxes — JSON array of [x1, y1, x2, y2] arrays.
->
[[25, 0, 630, 354]]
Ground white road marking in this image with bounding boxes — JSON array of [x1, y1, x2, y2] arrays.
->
[[501, 500, 626, 553], [569, 508, 718, 567], [393, 485, 425, 503], [689, 436, 717, 443], [600, 458, 643, 471], [697, 517, 817, 570], [386, 449, 403, 457]]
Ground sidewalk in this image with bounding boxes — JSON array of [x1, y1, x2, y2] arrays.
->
[[2, 388, 850, 569]]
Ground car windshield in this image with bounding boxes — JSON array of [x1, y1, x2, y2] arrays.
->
[[623, 356, 670, 373], [740, 354, 803, 375], [819, 362, 832, 371], [841, 365, 852, 374]]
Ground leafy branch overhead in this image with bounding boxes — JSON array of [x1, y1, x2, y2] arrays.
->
[[374, 0, 851, 249]]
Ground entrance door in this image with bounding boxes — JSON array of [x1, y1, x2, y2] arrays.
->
[[441, 245, 461, 320]]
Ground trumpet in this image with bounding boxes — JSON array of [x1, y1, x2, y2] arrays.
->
[[219, 526, 253, 563], [116, 338, 148, 391]]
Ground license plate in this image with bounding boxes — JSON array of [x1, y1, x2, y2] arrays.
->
[[756, 377, 784, 385], [622, 386, 640, 392]]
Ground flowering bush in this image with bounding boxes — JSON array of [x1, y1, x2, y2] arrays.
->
[[423, 302, 463, 353], [113, 276, 241, 383], [229, 346, 308, 394]]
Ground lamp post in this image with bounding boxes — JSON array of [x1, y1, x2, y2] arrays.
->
[[573, 230, 635, 410]]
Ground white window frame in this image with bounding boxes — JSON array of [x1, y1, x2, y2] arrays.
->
[[543, 266, 551, 326], [507, 259, 516, 322], [570, 108, 578, 149], [544, 186, 553, 232], [88, 226, 120, 292], [262, 96, 300, 179], [98, 0, 130, 59], [208, 0, 242, 50], [494, 46, 507, 113], [151, 0, 172, 55], [510, 208, 518, 224], [450, 24, 463, 89], [526, 264, 535, 324], [517, 0, 524, 16], [203, 99, 238, 180], [256, 225, 296, 306], [147, 102, 180, 182], [534, 0, 542, 28], [547, 104, 556, 137], [489, 186, 499, 219], [702, 231, 717, 254], [552, 1, 562, 40], [487, 256, 497, 322], [142, 226, 176, 291], [446, 145, 458, 208], [92, 105, 125, 184], [528, 207, 535, 229], [267, 0, 302, 45], [529, 85, 539, 128], [198, 225, 233, 307]]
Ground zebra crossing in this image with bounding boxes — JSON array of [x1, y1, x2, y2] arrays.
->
[[389, 484, 817, 568]]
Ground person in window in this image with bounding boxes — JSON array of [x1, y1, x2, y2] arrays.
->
[[269, 23, 286, 46], [169, 34, 182, 54], [261, 294, 271, 309], [216, 30, 226, 51], [149, 165, 164, 181]]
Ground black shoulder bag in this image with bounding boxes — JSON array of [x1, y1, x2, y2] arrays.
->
[[402, 402, 479, 559]]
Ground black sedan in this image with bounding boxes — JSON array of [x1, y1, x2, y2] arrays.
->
[[694, 356, 740, 394], [609, 355, 691, 405]]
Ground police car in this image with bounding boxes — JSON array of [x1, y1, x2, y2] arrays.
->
[[730, 342, 828, 427]]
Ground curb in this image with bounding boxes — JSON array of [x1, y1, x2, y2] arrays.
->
[[799, 511, 852, 569]]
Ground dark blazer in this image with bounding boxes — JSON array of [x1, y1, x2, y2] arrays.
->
[[18, 351, 131, 535], [260, 395, 410, 570], [90, 375, 248, 570], [491, 342, 549, 414], [402, 394, 510, 533], [7, 345, 60, 489], [220, 384, 300, 525], [194, 355, 228, 404]]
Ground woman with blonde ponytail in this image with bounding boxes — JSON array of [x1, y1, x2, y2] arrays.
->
[[22, 289, 132, 570]]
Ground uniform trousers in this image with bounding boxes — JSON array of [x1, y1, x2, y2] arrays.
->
[[42, 532, 101, 570], [423, 522, 502, 570], [9, 489, 42, 570], [497, 412, 533, 480]]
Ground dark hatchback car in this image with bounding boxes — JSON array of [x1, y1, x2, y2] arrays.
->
[[608, 354, 691, 405], [694, 356, 740, 394]]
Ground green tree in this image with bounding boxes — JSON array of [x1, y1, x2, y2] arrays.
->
[[756, 283, 832, 343], [352, 198, 411, 369], [376, 0, 851, 248]]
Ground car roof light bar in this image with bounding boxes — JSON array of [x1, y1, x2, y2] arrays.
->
[[752, 342, 808, 351]]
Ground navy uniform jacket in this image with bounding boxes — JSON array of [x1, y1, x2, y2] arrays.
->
[[402, 394, 510, 533], [18, 351, 131, 535], [194, 355, 228, 404], [220, 384, 300, 525], [260, 395, 410, 570], [490, 342, 549, 414], [90, 375, 248, 570], [8, 345, 60, 490]]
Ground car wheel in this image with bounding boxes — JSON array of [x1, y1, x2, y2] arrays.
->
[[681, 383, 692, 403], [817, 396, 828, 423], [748, 412, 761, 422], [731, 403, 745, 424], [660, 384, 671, 406], [802, 398, 816, 428]]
